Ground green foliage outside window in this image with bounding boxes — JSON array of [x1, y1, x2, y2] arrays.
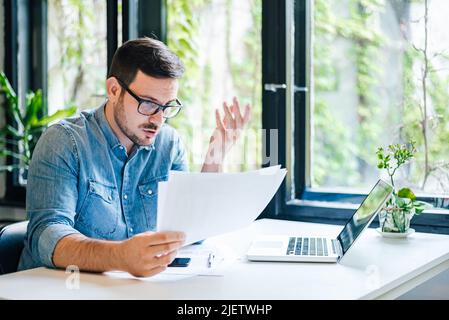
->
[[0, 71, 77, 173], [167, 0, 262, 172], [313, 0, 449, 195]]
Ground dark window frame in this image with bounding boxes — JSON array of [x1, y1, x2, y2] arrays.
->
[[2, 0, 21, 206], [259, 0, 287, 220], [261, 0, 449, 235], [1, 0, 45, 207]]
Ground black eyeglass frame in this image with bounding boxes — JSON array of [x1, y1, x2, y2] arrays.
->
[[115, 77, 183, 118]]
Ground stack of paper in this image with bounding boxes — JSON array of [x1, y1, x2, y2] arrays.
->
[[157, 165, 287, 245]]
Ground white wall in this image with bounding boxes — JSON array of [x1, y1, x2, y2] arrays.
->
[[0, 0, 5, 198]]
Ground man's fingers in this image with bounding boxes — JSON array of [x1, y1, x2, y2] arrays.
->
[[243, 103, 252, 125], [223, 102, 236, 129], [146, 241, 184, 257], [223, 102, 233, 120], [215, 109, 225, 131], [232, 97, 244, 125], [155, 250, 178, 266], [142, 231, 186, 246]]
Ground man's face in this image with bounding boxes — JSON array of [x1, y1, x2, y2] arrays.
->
[[113, 70, 179, 146]]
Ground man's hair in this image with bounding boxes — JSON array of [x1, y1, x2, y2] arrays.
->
[[107, 37, 184, 85]]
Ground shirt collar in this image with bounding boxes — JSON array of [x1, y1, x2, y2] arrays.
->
[[139, 144, 154, 151], [94, 101, 155, 152], [94, 102, 123, 150]]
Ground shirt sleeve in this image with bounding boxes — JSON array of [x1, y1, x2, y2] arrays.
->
[[170, 131, 189, 172], [25, 124, 81, 268]]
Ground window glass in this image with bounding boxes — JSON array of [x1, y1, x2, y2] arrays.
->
[[167, 0, 262, 172], [48, 0, 107, 113], [312, 0, 449, 195]]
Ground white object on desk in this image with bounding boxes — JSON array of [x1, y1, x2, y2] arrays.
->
[[157, 166, 287, 245], [162, 242, 231, 277], [376, 227, 415, 238], [2, 219, 449, 299]]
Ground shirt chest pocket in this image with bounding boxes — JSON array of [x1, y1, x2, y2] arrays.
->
[[77, 180, 119, 238], [138, 175, 167, 230]]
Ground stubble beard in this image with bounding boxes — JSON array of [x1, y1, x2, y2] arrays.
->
[[114, 96, 153, 147]]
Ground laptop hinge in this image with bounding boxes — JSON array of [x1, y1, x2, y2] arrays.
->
[[336, 239, 344, 261]]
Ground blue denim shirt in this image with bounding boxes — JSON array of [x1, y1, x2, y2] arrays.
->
[[18, 104, 188, 270]]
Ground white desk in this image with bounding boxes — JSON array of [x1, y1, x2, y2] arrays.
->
[[1, 218, 449, 300]]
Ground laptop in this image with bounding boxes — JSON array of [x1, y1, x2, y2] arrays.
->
[[247, 179, 393, 263]]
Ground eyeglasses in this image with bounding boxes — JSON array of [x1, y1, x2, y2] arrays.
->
[[116, 78, 183, 119]]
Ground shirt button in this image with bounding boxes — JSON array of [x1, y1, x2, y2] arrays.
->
[[129, 227, 133, 233], [108, 195, 112, 201], [147, 189, 153, 195], [119, 146, 124, 150], [123, 194, 128, 200]]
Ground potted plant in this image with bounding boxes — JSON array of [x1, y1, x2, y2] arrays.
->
[[0, 71, 77, 178], [376, 141, 431, 235]]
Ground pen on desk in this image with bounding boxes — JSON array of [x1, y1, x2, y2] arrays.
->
[[207, 253, 215, 268]]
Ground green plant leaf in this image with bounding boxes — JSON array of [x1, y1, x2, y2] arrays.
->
[[34, 106, 77, 127], [0, 71, 18, 105], [0, 137, 20, 146], [0, 164, 23, 172], [4, 125, 22, 139], [395, 198, 405, 208], [397, 187, 416, 200], [0, 149, 28, 162], [395, 196, 412, 210], [28, 126, 46, 135], [0, 72, 23, 126], [414, 207, 424, 215], [24, 89, 43, 128], [412, 200, 432, 215]]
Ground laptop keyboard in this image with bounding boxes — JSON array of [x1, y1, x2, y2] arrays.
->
[[287, 237, 338, 256]]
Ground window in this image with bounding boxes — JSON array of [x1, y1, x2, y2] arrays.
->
[[0, 0, 4, 199], [260, 0, 449, 233], [311, 0, 449, 199], [166, 0, 262, 172], [1, 0, 123, 205], [1, 0, 36, 204], [303, 0, 449, 216], [47, 0, 108, 113], [0, 0, 4, 76], [1, 0, 197, 205]]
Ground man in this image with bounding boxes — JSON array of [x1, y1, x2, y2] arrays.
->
[[18, 37, 251, 277]]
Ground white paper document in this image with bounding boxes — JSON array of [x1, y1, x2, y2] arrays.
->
[[161, 242, 233, 277], [104, 242, 233, 282], [157, 165, 287, 245]]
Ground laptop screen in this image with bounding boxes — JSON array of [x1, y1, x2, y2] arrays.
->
[[337, 180, 393, 256]]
